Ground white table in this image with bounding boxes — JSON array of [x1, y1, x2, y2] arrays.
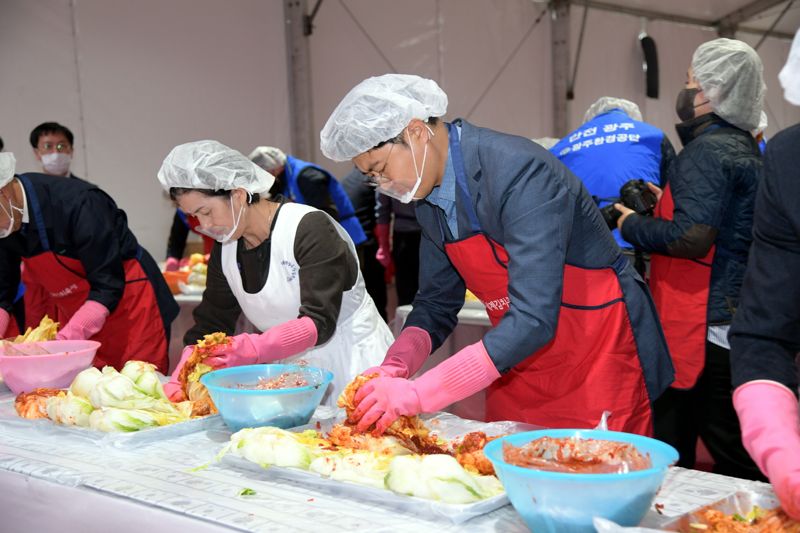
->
[[0, 380, 775, 533]]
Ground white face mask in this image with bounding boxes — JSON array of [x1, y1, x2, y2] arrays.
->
[[0, 191, 23, 239], [41, 152, 72, 176], [377, 126, 433, 204], [195, 195, 245, 244]]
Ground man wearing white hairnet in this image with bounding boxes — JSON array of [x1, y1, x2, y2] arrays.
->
[[0, 152, 178, 372], [551, 96, 675, 252], [617, 38, 765, 480], [249, 146, 367, 246], [730, 28, 800, 518], [320, 74, 673, 435], [157, 141, 391, 405]]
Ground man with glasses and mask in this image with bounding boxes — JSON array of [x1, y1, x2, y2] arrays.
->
[[0, 152, 177, 372], [321, 74, 673, 436], [29, 122, 79, 178]]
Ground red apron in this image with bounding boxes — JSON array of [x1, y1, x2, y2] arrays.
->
[[442, 123, 652, 435], [648, 185, 714, 389], [20, 176, 169, 373], [187, 214, 214, 256], [21, 265, 59, 328]]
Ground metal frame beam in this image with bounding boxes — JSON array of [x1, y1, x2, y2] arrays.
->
[[570, 0, 793, 39], [284, 0, 315, 161], [715, 0, 788, 36], [552, 0, 571, 137]]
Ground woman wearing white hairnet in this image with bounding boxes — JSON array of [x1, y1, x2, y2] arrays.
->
[[157, 141, 391, 405], [320, 74, 674, 435], [617, 38, 765, 479]]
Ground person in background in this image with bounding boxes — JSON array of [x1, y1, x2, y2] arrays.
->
[[617, 38, 765, 480], [249, 146, 367, 246], [320, 74, 673, 435], [0, 153, 178, 372], [730, 29, 800, 519], [29, 122, 79, 178], [163, 209, 215, 271], [375, 194, 422, 308], [340, 167, 387, 320], [551, 97, 675, 250], [159, 141, 390, 405]]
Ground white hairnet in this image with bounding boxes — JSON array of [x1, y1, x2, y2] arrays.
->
[[692, 38, 765, 131], [583, 97, 642, 123], [0, 153, 16, 188], [249, 146, 287, 172], [779, 29, 800, 105], [320, 74, 448, 161], [157, 140, 275, 194]]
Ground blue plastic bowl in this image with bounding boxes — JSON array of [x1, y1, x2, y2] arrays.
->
[[200, 364, 333, 432], [483, 429, 678, 533]]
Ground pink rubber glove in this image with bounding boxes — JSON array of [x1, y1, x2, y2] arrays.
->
[[204, 317, 318, 368], [352, 340, 501, 434], [374, 223, 393, 268], [164, 257, 180, 272], [56, 300, 110, 341], [0, 308, 9, 338], [734, 380, 800, 519], [361, 326, 432, 378], [164, 345, 194, 402]]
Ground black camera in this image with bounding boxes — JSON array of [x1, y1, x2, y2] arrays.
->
[[599, 179, 658, 230]]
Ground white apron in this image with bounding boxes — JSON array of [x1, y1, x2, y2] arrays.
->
[[222, 203, 393, 405]]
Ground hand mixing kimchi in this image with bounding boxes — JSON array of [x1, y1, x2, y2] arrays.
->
[[179, 332, 229, 416], [337, 373, 498, 473]]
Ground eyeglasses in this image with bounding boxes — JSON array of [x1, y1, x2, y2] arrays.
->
[[363, 143, 396, 188], [37, 142, 71, 153]]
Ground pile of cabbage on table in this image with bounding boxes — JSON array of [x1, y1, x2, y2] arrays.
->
[[15, 361, 197, 432]]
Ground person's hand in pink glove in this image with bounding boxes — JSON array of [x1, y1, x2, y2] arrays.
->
[[351, 340, 500, 435], [734, 380, 800, 519], [203, 317, 318, 369], [164, 257, 180, 272], [0, 308, 9, 339], [56, 300, 109, 341], [361, 326, 432, 379], [374, 223, 393, 268], [163, 345, 194, 402]]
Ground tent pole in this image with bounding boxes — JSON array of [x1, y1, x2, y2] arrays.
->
[[284, 0, 314, 161], [551, 0, 570, 138]]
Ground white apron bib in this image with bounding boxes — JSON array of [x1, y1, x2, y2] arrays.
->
[[222, 202, 392, 405]]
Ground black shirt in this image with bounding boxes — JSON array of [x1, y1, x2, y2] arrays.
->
[[730, 124, 800, 391], [184, 202, 358, 347]]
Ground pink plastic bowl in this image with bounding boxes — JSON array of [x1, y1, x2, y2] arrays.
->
[[0, 340, 100, 394]]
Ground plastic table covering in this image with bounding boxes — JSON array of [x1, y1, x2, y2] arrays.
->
[[0, 383, 776, 533]]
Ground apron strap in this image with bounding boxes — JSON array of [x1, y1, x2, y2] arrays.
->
[[446, 122, 481, 235], [18, 174, 50, 251]]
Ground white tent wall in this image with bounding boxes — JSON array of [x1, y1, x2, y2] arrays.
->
[[0, 0, 290, 258], [567, 6, 800, 148], [308, 0, 553, 178], [1, 0, 798, 258]]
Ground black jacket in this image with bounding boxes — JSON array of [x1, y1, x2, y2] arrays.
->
[[729, 124, 800, 390], [622, 114, 762, 325]]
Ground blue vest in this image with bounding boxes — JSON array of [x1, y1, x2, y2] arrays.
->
[[284, 155, 367, 245], [551, 110, 664, 249]]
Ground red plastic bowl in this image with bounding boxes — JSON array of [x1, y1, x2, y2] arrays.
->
[[0, 340, 100, 394]]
